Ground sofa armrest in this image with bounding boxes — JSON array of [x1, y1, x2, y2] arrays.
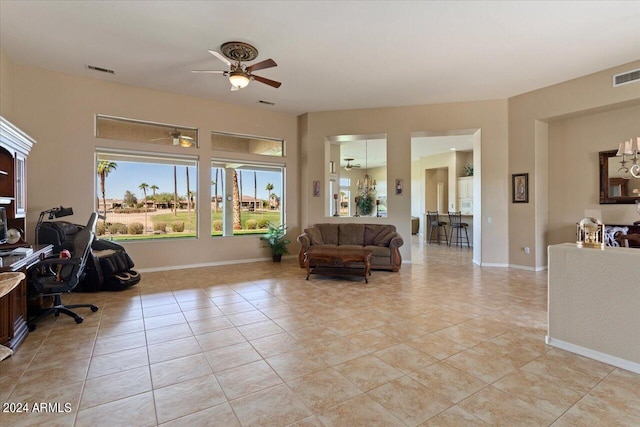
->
[[297, 234, 311, 268], [388, 233, 403, 272], [389, 233, 404, 248]]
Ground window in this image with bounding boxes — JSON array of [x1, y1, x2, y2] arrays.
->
[[339, 178, 351, 216], [96, 115, 198, 149], [96, 149, 198, 240], [211, 160, 284, 236], [211, 131, 283, 157]]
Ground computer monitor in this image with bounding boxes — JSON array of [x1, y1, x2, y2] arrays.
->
[[0, 207, 7, 244]]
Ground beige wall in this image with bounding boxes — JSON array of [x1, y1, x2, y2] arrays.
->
[[509, 60, 640, 269], [4, 43, 638, 270], [548, 104, 640, 246], [299, 100, 509, 265], [0, 48, 15, 121], [10, 64, 298, 270], [412, 151, 455, 229], [548, 244, 640, 371]]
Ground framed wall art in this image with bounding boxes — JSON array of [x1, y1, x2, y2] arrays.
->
[[395, 179, 403, 195], [512, 173, 529, 203]]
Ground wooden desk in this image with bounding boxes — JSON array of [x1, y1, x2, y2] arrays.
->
[[0, 244, 53, 350]]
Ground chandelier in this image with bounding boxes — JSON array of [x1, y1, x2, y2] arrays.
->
[[616, 137, 640, 179], [357, 174, 377, 195], [356, 140, 377, 197]]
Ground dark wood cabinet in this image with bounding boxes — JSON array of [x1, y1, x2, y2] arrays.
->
[[0, 117, 36, 351], [0, 246, 53, 350]]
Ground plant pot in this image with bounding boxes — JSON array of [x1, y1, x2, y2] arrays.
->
[[272, 254, 282, 262]]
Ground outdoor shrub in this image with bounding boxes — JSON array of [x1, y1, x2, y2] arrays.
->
[[257, 219, 269, 229], [246, 219, 257, 230], [108, 223, 128, 235], [96, 222, 105, 236], [113, 208, 156, 214], [153, 221, 167, 232], [128, 222, 144, 235], [172, 221, 185, 232], [213, 220, 223, 231]]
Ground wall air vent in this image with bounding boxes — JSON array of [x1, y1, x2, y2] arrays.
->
[[612, 68, 640, 87], [85, 65, 115, 74]]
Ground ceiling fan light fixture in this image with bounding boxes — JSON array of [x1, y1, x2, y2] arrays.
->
[[179, 138, 193, 148], [229, 71, 250, 89]]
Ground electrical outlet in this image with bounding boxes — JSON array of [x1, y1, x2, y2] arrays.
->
[[487, 217, 492, 224], [524, 247, 530, 254]]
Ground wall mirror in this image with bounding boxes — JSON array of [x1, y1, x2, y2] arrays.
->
[[599, 150, 640, 204], [325, 134, 387, 217]]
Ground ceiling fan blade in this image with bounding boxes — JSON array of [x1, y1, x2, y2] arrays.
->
[[191, 70, 226, 74], [208, 49, 231, 66], [246, 58, 277, 72], [252, 75, 282, 88]]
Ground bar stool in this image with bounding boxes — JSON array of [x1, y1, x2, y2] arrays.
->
[[426, 211, 448, 245], [448, 211, 470, 248]]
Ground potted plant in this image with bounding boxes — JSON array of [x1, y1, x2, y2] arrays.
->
[[260, 223, 291, 262]]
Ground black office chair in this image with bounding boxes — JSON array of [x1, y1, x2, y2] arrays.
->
[[27, 212, 99, 330]]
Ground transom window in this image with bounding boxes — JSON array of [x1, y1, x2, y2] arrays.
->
[[96, 115, 198, 149]]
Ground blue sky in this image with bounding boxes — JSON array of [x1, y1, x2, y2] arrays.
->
[[98, 161, 281, 201]]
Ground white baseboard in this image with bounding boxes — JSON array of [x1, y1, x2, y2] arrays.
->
[[480, 262, 509, 268], [509, 263, 548, 271], [546, 336, 640, 374], [137, 255, 294, 273]]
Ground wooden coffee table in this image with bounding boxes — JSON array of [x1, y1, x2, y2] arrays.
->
[[304, 246, 373, 283]]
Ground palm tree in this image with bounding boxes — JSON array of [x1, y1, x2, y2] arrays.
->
[[253, 171, 257, 212], [265, 183, 274, 210], [97, 160, 117, 222], [185, 167, 191, 221], [173, 165, 178, 216], [232, 170, 242, 230], [150, 184, 159, 202], [212, 169, 219, 212], [139, 182, 149, 233]]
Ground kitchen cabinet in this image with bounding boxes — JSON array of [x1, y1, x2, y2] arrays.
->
[[457, 176, 473, 214]]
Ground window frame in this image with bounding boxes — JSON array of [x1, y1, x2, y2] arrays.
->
[[95, 147, 199, 241]]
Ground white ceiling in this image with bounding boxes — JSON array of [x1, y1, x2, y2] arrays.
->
[[1, 1, 639, 116]]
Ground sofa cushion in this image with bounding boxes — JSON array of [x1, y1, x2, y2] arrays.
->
[[364, 224, 397, 246], [315, 224, 339, 245], [364, 245, 391, 257], [339, 224, 365, 246], [305, 227, 324, 245]]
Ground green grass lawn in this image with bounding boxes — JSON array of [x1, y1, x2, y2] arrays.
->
[[104, 209, 282, 240]]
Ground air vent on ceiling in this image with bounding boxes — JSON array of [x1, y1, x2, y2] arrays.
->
[[85, 65, 115, 74], [258, 100, 275, 106], [612, 68, 639, 87]]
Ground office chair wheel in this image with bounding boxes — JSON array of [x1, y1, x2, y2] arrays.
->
[[75, 317, 84, 324], [91, 306, 99, 312]]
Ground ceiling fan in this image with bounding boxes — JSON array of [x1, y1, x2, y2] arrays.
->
[[192, 41, 282, 91], [343, 158, 361, 171], [150, 129, 195, 147]]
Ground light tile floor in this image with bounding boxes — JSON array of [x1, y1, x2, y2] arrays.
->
[[1, 236, 639, 426]]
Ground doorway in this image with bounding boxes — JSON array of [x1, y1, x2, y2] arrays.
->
[[411, 129, 481, 264]]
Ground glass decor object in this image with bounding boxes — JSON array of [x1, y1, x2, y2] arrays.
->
[[576, 217, 604, 249]]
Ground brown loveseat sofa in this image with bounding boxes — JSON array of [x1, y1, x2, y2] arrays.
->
[[297, 223, 404, 272]]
